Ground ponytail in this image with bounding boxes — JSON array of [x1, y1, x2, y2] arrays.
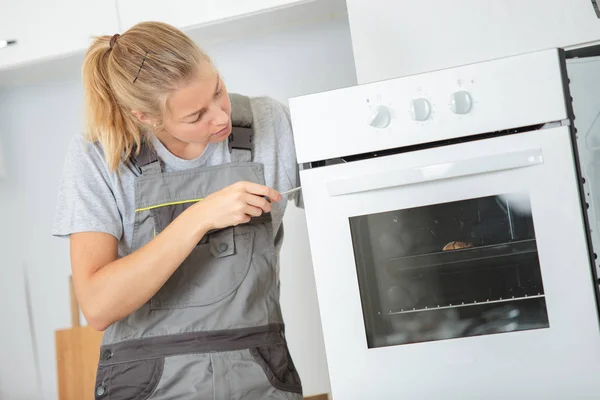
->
[[82, 36, 142, 171]]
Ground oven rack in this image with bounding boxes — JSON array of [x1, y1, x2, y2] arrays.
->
[[384, 239, 538, 273], [387, 293, 545, 315]]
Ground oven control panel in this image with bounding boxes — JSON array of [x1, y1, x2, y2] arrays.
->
[[289, 49, 568, 164]]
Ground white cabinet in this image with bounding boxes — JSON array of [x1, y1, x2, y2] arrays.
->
[[347, 0, 600, 83], [0, 0, 119, 71], [0, 0, 347, 86], [117, 0, 312, 31]]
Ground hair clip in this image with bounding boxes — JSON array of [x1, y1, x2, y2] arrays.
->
[[133, 52, 148, 83]]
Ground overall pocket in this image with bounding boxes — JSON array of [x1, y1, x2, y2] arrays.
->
[[94, 357, 164, 400], [150, 225, 254, 310], [250, 343, 303, 395]]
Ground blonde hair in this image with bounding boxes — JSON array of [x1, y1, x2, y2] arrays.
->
[[82, 21, 210, 171]]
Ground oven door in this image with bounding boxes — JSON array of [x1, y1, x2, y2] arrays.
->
[[300, 126, 600, 399]]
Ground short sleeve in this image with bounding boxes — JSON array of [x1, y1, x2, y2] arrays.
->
[[271, 99, 304, 209], [52, 135, 123, 239]]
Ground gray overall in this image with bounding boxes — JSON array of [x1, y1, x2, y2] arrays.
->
[[93, 94, 303, 400]]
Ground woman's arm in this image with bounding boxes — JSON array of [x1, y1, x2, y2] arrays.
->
[[70, 204, 209, 331]]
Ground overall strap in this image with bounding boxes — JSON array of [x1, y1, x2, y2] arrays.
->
[[228, 93, 254, 163], [132, 141, 161, 176]]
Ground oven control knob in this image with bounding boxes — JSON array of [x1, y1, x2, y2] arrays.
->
[[451, 91, 473, 114], [369, 105, 391, 129], [410, 98, 431, 121]]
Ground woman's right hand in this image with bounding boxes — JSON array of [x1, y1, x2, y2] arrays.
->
[[195, 181, 282, 231]]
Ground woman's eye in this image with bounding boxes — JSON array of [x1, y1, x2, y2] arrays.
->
[[190, 115, 202, 124]]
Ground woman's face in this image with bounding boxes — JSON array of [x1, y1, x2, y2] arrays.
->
[[161, 60, 232, 147]]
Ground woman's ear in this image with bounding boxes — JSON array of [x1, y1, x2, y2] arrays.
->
[[131, 110, 156, 127]]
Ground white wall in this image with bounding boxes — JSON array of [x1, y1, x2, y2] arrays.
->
[[0, 17, 357, 399]]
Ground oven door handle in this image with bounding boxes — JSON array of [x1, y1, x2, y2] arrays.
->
[[327, 148, 543, 197]]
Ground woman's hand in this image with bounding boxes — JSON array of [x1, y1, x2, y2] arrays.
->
[[195, 181, 282, 230]]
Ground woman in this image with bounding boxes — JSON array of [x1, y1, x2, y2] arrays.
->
[[52, 21, 303, 399]]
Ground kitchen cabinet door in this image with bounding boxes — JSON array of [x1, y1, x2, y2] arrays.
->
[[117, 0, 310, 31], [347, 0, 600, 83], [0, 0, 119, 71]]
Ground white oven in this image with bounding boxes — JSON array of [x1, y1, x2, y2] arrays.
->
[[290, 49, 600, 399]]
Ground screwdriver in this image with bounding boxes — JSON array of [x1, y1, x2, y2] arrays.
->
[[280, 186, 302, 196], [264, 186, 301, 203]]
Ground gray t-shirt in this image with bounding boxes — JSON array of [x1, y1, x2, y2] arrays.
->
[[52, 96, 302, 258]]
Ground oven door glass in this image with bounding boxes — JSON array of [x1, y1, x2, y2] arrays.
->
[[350, 195, 549, 348]]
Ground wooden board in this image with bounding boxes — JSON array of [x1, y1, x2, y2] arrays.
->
[[55, 326, 103, 400]]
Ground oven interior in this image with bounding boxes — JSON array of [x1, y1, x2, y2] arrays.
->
[[350, 192, 550, 348]]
